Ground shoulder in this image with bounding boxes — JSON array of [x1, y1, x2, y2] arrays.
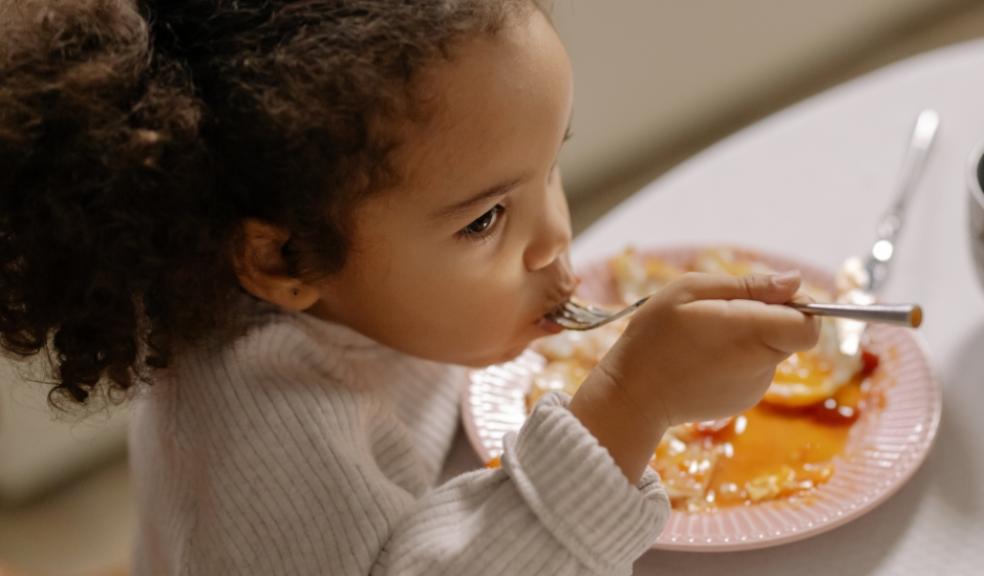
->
[[182, 300, 388, 393], [149, 306, 396, 459]]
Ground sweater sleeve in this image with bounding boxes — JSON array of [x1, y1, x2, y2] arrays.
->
[[373, 392, 670, 576]]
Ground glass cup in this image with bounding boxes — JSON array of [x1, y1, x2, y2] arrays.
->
[[969, 140, 984, 290]]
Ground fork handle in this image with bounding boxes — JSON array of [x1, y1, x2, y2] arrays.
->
[[788, 302, 922, 327]]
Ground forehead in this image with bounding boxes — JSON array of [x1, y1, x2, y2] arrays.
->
[[385, 9, 573, 207]]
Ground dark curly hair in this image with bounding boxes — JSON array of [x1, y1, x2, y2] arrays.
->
[[0, 0, 533, 409]]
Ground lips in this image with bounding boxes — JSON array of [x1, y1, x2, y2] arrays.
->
[[536, 285, 576, 328], [537, 315, 565, 334]]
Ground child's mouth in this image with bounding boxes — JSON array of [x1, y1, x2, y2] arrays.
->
[[537, 300, 568, 334], [536, 287, 576, 335], [537, 316, 565, 334]]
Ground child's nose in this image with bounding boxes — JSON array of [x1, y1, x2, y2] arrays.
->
[[524, 187, 572, 272]]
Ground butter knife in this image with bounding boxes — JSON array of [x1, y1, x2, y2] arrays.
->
[[836, 109, 940, 355]]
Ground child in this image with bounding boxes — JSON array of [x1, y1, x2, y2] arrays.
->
[[0, 0, 819, 574]]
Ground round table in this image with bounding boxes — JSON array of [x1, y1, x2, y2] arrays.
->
[[444, 38, 984, 575], [579, 39, 984, 576]]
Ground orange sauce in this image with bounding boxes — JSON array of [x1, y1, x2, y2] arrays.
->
[[705, 403, 849, 506], [656, 373, 874, 509]]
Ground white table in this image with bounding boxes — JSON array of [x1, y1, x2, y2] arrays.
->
[[581, 39, 984, 576], [444, 39, 984, 575]]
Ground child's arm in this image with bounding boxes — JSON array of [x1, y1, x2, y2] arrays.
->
[[372, 391, 669, 576]]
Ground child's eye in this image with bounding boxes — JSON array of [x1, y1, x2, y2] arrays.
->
[[458, 204, 505, 240]]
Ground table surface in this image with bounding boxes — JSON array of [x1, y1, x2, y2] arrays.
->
[[445, 38, 984, 575], [592, 37, 984, 576]]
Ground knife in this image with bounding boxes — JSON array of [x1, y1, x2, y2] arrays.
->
[[836, 109, 940, 356]]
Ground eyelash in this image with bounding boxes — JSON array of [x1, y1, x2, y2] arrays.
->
[[458, 204, 505, 242], [550, 128, 573, 179]]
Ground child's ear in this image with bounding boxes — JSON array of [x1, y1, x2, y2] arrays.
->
[[231, 218, 321, 312]]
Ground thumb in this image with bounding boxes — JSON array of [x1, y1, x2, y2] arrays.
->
[[671, 270, 802, 304]]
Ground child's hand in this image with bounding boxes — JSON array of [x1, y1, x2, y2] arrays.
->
[[611, 270, 820, 425], [569, 271, 820, 483]]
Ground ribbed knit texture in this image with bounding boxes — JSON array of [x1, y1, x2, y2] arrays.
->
[[129, 304, 670, 575]]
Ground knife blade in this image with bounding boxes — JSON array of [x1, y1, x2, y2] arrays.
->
[[836, 109, 940, 355]]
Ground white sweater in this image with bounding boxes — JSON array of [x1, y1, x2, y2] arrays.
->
[[129, 302, 670, 575]]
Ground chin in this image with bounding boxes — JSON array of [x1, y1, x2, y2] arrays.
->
[[492, 342, 533, 365], [457, 342, 531, 368]]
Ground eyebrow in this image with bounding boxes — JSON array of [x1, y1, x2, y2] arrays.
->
[[432, 111, 574, 222]]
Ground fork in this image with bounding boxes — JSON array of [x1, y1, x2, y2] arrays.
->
[[548, 298, 923, 331]]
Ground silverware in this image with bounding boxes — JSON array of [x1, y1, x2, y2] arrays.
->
[[549, 297, 923, 331], [788, 302, 921, 327], [836, 109, 940, 354], [549, 298, 645, 331]]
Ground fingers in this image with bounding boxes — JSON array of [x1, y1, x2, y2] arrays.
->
[[669, 271, 802, 305], [733, 300, 821, 354], [681, 297, 820, 355], [652, 271, 821, 355]]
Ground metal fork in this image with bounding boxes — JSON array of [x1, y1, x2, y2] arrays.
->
[[549, 297, 923, 331]]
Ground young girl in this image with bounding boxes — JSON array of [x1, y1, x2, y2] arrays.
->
[[0, 0, 819, 574]]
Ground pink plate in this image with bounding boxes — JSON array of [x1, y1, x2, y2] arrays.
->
[[461, 245, 942, 552]]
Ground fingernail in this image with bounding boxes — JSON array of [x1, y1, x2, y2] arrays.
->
[[771, 270, 801, 289]]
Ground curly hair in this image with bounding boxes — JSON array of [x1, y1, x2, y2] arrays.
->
[[0, 0, 533, 409]]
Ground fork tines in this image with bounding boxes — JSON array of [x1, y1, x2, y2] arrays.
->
[[549, 300, 611, 330]]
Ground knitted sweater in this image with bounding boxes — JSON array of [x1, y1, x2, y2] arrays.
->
[[129, 303, 670, 575]]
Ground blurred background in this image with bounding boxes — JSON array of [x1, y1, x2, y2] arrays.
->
[[3, 1, 984, 574]]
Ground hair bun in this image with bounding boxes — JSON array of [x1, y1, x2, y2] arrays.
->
[[0, 0, 219, 408]]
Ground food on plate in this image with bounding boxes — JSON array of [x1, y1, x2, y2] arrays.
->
[[527, 248, 882, 511]]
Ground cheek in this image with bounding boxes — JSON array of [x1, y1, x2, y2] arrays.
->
[[457, 261, 530, 311], [380, 251, 521, 321], [349, 258, 542, 365], [421, 266, 535, 347], [355, 225, 541, 355], [430, 272, 526, 326]]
